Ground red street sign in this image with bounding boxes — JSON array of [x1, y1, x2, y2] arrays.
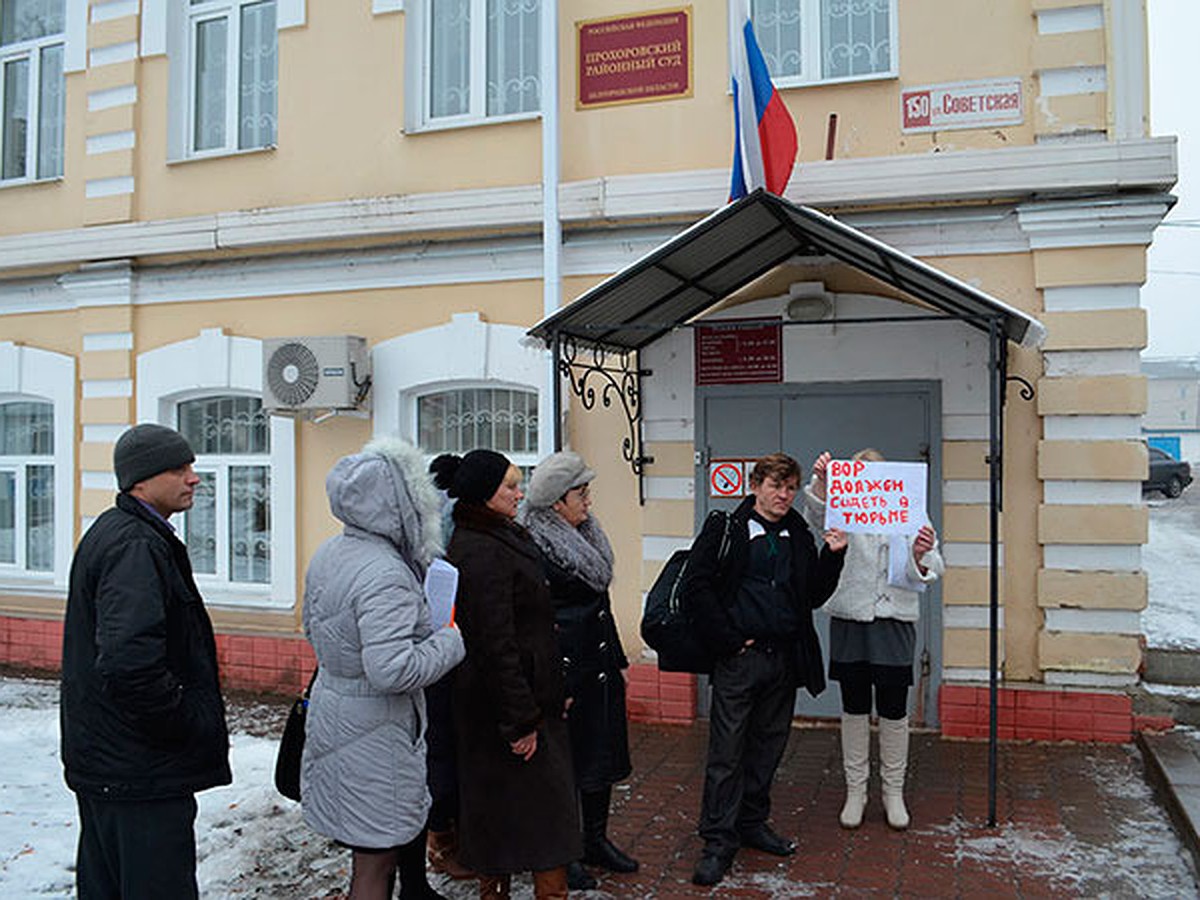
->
[[695, 318, 782, 386]]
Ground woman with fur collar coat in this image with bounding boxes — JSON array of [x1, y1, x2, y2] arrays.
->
[[301, 438, 465, 900], [521, 451, 637, 891], [803, 449, 944, 833]]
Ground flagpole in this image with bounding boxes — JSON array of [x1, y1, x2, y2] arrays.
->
[[541, 0, 562, 452]]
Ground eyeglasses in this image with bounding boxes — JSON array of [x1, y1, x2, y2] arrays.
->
[[562, 483, 590, 501]]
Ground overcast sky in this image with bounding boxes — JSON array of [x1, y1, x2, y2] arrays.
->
[[1143, 0, 1198, 358]]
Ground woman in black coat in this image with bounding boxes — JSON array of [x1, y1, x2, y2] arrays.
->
[[434, 450, 579, 899], [521, 452, 637, 891]]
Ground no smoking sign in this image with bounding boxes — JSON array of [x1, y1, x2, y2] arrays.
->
[[709, 461, 745, 497]]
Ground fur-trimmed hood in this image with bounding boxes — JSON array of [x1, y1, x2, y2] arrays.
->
[[324, 437, 444, 569]]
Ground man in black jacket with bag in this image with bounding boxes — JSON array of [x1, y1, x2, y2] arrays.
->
[[61, 423, 231, 899], [684, 453, 846, 887]]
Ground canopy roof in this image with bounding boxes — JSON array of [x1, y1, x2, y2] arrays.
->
[[529, 189, 1045, 351]]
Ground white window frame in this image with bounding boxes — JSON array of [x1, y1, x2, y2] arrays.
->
[[0, 341, 74, 593], [147, 0, 301, 162], [403, 0, 541, 133], [748, 0, 898, 89], [0, 0, 67, 185], [372, 313, 553, 463], [182, 0, 276, 158], [176, 395, 273, 589], [137, 328, 296, 609], [0, 405, 55, 573]]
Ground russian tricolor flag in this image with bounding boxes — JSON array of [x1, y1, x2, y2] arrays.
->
[[729, 0, 798, 200]]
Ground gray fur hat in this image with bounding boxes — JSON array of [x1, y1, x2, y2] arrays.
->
[[114, 423, 195, 491], [525, 451, 595, 508]]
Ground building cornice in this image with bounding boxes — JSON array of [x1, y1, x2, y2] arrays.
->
[[0, 137, 1177, 275]]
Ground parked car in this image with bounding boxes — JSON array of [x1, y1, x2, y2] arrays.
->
[[1145, 446, 1193, 498]]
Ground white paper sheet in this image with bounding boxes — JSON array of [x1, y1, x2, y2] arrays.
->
[[424, 558, 458, 629]]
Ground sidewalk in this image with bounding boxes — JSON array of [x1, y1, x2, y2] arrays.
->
[[481, 719, 1196, 899], [2, 671, 1193, 898]]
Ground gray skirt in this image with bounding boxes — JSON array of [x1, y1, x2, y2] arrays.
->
[[828, 617, 915, 687]]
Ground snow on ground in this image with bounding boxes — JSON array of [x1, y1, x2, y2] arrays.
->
[[2, 675, 1198, 898], [1142, 487, 1200, 650]]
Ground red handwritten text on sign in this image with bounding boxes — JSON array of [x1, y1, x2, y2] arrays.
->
[[824, 459, 928, 535]]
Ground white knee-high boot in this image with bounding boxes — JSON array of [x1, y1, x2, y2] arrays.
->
[[839, 713, 870, 829], [879, 715, 910, 830]]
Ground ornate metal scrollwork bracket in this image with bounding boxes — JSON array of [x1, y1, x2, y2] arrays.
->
[[1005, 374, 1035, 402], [556, 335, 654, 489]]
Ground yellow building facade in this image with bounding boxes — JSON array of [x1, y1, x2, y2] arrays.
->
[[0, 0, 1176, 737]]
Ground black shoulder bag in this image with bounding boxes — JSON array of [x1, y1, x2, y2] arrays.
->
[[274, 668, 317, 802], [640, 511, 732, 674]]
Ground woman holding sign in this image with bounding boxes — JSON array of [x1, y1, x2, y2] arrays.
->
[[301, 438, 465, 899], [804, 449, 944, 831], [434, 449, 579, 899], [522, 451, 637, 891]]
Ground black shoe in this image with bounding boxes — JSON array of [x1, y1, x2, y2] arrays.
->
[[583, 837, 639, 873], [566, 860, 597, 890], [739, 824, 796, 856], [691, 852, 732, 886]]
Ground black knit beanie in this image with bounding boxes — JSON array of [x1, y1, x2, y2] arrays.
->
[[434, 449, 511, 504], [114, 424, 196, 491]]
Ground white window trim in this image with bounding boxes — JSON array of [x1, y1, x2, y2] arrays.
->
[[0, 11, 68, 185], [0, 342, 75, 592], [372, 313, 553, 462], [186, 439, 272, 588], [147, 0, 295, 161], [746, 0, 899, 91], [137, 328, 296, 610], [403, 0, 541, 134]]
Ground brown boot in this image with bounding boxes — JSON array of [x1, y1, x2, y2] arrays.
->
[[478, 874, 511, 899], [428, 829, 475, 880], [532, 866, 569, 900]]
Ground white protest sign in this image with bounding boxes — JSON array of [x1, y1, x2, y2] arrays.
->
[[823, 459, 928, 535]]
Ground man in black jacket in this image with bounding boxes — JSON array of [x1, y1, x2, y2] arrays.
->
[[685, 453, 846, 887], [61, 423, 231, 899]]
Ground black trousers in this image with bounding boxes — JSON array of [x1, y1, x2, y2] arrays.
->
[[698, 644, 795, 857], [75, 793, 198, 900]]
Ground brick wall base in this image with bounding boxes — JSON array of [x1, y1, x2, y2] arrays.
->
[[0, 617, 1182, 737], [939, 683, 1173, 743], [0, 614, 314, 697], [626, 662, 697, 725]]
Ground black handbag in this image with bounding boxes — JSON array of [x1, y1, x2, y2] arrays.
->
[[274, 668, 317, 802], [640, 511, 731, 674]]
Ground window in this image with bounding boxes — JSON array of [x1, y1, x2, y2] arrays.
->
[[751, 0, 894, 86], [0, 401, 54, 573], [0, 0, 65, 182], [371, 314, 551, 467], [137, 329, 295, 608], [418, 386, 539, 469], [177, 395, 271, 585], [412, 0, 540, 129], [187, 0, 276, 154]]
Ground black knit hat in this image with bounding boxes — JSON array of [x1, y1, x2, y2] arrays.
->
[[114, 424, 196, 491], [431, 449, 512, 504]]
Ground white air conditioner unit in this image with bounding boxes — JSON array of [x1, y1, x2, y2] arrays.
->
[[262, 335, 370, 415]]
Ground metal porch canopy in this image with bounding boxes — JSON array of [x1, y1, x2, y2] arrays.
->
[[528, 188, 1045, 351], [529, 188, 1046, 830]]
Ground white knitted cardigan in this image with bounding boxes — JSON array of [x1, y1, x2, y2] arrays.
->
[[802, 480, 944, 623]]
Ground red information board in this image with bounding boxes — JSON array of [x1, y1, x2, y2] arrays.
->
[[695, 319, 783, 386], [576, 8, 693, 109]]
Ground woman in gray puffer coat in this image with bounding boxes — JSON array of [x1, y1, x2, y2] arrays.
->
[[302, 438, 465, 900]]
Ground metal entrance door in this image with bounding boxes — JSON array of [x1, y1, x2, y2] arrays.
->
[[694, 381, 943, 724]]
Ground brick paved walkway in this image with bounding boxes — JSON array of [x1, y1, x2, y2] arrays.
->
[[490, 720, 1197, 899]]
